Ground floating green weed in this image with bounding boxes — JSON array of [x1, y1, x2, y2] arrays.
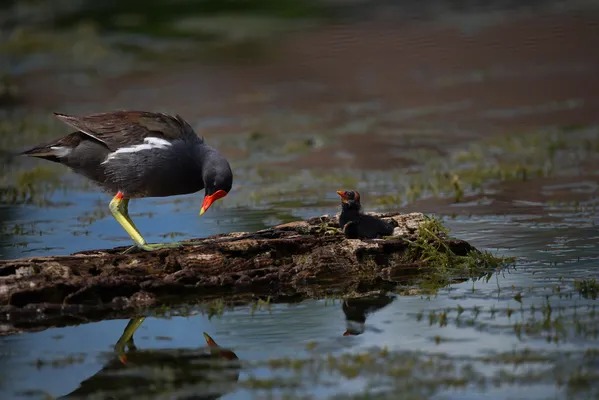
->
[[249, 296, 272, 316], [204, 298, 226, 319], [405, 216, 515, 291], [238, 125, 599, 214]]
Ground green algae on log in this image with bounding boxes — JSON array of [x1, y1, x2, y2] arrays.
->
[[0, 212, 504, 335]]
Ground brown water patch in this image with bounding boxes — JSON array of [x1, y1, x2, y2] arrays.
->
[[270, 133, 419, 170], [17, 10, 599, 131]]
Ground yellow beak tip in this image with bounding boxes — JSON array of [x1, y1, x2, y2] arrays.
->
[[199, 208, 206, 216], [203, 332, 217, 346]]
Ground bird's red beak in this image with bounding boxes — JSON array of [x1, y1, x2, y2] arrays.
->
[[337, 190, 348, 201], [199, 190, 228, 216]]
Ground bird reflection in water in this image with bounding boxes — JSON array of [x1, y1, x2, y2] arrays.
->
[[61, 317, 240, 399], [342, 294, 396, 336]]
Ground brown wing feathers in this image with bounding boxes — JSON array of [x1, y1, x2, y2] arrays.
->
[[21, 111, 195, 161], [54, 111, 190, 150]]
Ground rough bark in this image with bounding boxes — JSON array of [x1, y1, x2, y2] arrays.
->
[[0, 212, 476, 335]]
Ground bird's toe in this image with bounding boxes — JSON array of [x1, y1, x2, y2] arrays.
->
[[140, 242, 184, 252], [120, 242, 183, 254]]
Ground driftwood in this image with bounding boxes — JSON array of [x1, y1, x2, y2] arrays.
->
[[0, 212, 477, 335]]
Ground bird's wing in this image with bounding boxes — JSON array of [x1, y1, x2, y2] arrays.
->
[[54, 111, 197, 151]]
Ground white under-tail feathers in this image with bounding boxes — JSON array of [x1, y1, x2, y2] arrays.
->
[[50, 137, 173, 163], [101, 137, 173, 164], [50, 146, 72, 158]]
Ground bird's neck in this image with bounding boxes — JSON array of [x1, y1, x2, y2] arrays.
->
[[196, 144, 219, 175], [341, 202, 361, 219]]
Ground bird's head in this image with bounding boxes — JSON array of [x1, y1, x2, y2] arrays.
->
[[200, 155, 233, 216], [336, 190, 361, 209]]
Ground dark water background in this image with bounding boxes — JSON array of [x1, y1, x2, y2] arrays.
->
[[0, 0, 599, 398]]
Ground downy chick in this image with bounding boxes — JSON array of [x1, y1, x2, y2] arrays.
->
[[336, 190, 394, 239]]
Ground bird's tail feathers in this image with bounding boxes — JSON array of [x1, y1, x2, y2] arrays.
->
[[20, 143, 64, 162]]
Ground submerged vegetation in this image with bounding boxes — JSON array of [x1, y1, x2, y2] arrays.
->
[[241, 346, 599, 398], [233, 124, 599, 211], [575, 279, 599, 300]]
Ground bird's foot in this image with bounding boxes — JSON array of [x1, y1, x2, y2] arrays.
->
[[121, 242, 184, 254], [179, 239, 203, 247]]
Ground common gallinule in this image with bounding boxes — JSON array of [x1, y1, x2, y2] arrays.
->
[[336, 190, 394, 239], [21, 111, 233, 252]]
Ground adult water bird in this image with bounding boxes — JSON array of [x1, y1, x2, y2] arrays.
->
[[21, 111, 233, 252], [336, 190, 394, 239]]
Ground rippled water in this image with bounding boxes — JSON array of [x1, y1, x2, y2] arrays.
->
[[0, 203, 597, 399]]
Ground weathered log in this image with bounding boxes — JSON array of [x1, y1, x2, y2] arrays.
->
[[0, 212, 479, 335]]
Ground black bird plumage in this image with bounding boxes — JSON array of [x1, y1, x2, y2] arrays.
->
[[336, 190, 394, 239], [21, 111, 233, 252]]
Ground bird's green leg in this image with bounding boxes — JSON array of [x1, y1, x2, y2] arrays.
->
[[119, 198, 146, 243], [109, 192, 183, 253], [114, 317, 146, 364]]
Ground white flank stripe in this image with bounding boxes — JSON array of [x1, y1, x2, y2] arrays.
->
[[50, 146, 72, 158], [102, 137, 172, 164]]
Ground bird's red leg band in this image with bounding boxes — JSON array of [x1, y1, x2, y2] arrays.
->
[[115, 192, 124, 201]]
